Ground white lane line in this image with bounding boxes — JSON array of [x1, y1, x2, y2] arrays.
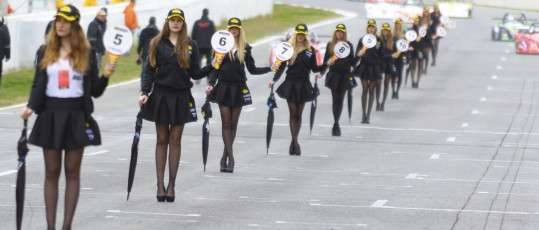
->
[[446, 137, 456, 142], [496, 65, 502, 70], [487, 86, 493, 90], [480, 97, 487, 102], [0, 170, 17, 177], [370, 200, 388, 207], [472, 110, 479, 114], [244, 107, 256, 112], [405, 173, 418, 179], [86, 150, 109, 156], [492, 75, 498, 79], [430, 154, 440, 159], [501, 57, 506, 61], [461, 123, 469, 128], [106, 210, 201, 217], [477, 191, 539, 196], [318, 203, 539, 215], [505, 49, 510, 53]]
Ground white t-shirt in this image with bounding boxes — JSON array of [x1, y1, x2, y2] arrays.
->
[[45, 58, 84, 98]]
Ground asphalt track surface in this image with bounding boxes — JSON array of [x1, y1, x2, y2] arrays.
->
[[2, 1, 539, 229]]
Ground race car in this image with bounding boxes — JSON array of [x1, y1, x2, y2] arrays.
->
[[269, 29, 327, 66], [515, 23, 539, 54], [438, 0, 473, 18], [492, 13, 534, 41]]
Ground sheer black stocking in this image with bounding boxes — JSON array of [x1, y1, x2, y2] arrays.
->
[[155, 123, 184, 197], [331, 90, 346, 125], [219, 105, 242, 169], [287, 101, 305, 151]]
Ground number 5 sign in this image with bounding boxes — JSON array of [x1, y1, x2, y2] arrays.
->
[[103, 26, 133, 74], [211, 30, 235, 69]]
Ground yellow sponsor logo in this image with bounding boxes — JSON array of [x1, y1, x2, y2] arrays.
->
[[349, 77, 353, 80], [308, 48, 312, 52], [188, 46, 192, 50], [243, 49, 246, 53], [189, 103, 193, 107], [338, 24, 344, 28], [242, 89, 249, 94], [298, 25, 305, 30], [172, 9, 181, 14], [231, 19, 239, 23], [60, 6, 71, 12]]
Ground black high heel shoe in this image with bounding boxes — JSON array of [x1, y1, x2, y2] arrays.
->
[[156, 184, 166, 202], [220, 157, 227, 173], [289, 142, 295, 155], [226, 160, 234, 173], [165, 185, 175, 202]]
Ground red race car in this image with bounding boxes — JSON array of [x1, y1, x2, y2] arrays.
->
[[516, 23, 539, 54]]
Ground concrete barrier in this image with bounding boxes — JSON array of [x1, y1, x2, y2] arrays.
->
[[2, 0, 272, 72]]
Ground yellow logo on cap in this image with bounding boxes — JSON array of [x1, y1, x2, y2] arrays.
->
[[242, 89, 248, 93], [172, 9, 181, 14], [298, 25, 305, 30], [369, 20, 374, 23], [60, 6, 71, 12], [424, 6, 429, 11], [231, 19, 238, 23], [338, 24, 344, 28]]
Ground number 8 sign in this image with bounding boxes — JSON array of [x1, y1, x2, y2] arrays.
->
[[103, 26, 133, 74]]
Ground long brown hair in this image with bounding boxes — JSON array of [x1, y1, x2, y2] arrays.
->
[[288, 33, 311, 65], [228, 27, 246, 64], [41, 18, 90, 73], [421, 12, 431, 26], [393, 21, 404, 39], [328, 30, 347, 56], [380, 29, 394, 51], [148, 18, 190, 68]]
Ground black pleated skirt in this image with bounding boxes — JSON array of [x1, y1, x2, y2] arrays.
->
[[142, 86, 197, 125], [380, 61, 395, 75], [411, 50, 425, 60], [276, 78, 315, 103], [29, 97, 99, 150], [354, 63, 382, 81], [208, 81, 252, 107], [325, 71, 358, 91]]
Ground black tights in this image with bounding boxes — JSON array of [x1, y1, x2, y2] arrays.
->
[[287, 101, 305, 151], [361, 79, 377, 121], [155, 123, 184, 197], [43, 148, 84, 230], [219, 105, 242, 168], [432, 39, 440, 64], [377, 73, 391, 106], [331, 90, 346, 125], [410, 58, 423, 87], [424, 46, 431, 73], [392, 59, 403, 95]]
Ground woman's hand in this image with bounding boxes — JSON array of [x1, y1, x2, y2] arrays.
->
[[392, 52, 400, 58], [327, 58, 336, 65], [350, 66, 354, 73], [205, 86, 213, 95], [20, 106, 33, 120], [358, 49, 366, 57], [314, 74, 322, 79], [268, 81, 275, 88], [138, 95, 148, 108], [211, 55, 224, 68], [408, 47, 414, 51], [271, 62, 281, 72], [103, 60, 117, 78]]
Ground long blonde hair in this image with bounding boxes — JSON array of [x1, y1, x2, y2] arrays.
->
[[228, 27, 246, 64], [393, 22, 404, 38], [380, 29, 394, 51], [421, 12, 431, 26], [328, 30, 347, 56], [288, 33, 311, 65], [148, 18, 190, 68], [41, 18, 90, 73]]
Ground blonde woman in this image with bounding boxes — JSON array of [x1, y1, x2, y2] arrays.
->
[[392, 18, 405, 99], [377, 23, 397, 111], [421, 7, 433, 74], [205, 18, 275, 172], [321, 23, 356, 136], [138, 9, 218, 202], [19, 5, 117, 229], [268, 23, 326, 156]]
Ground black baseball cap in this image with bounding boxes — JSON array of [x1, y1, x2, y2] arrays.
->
[[167, 8, 185, 20], [367, 19, 376, 27], [55, 5, 80, 22], [227, 17, 242, 28], [382, 23, 391, 30], [335, 23, 346, 32], [295, 23, 308, 34]]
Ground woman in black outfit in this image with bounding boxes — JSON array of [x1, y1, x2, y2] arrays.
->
[[430, 4, 442, 66], [138, 9, 218, 202], [268, 23, 326, 155], [19, 5, 117, 229], [321, 23, 356, 136], [205, 18, 275, 172], [421, 7, 433, 74], [353, 19, 384, 124], [392, 18, 405, 99], [408, 16, 425, 89], [377, 23, 396, 111]]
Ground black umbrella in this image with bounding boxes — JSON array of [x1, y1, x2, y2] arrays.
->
[[16, 119, 29, 230], [127, 106, 144, 201], [347, 88, 353, 123], [310, 78, 320, 135], [404, 53, 411, 88], [266, 86, 277, 154], [201, 98, 212, 171]]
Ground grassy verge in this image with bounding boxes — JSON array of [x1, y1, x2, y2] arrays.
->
[[0, 4, 339, 107]]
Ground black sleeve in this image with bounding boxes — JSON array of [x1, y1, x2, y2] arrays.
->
[[89, 49, 109, 97], [27, 46, 45, 111], [347, 41, 355, 66], [245, 46, 271, 75], [191, 21, 199, 39], [2, 25, 10, 59], [142, 46, 157, 95], [87, 22, 98, 50], [353, 39, 364, 66], [210, 21, 216, 36], [208, 52, 218, 86], [272, 61, 287, 82], [137, 29, 145, 55], [189, 41, 214, 79], [320, 42, 330, 75], [310, 46, 326, 73]]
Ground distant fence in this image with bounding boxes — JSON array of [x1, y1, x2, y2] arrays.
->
[[2, 0, 272, 72]]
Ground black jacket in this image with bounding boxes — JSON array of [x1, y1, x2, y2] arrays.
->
[[191, 16, 215, 49], [409, 28, 425, 56], [209, 44, 271, 86], [142, 38, 213, 95], [273, 46, 326, 82], [380, 37, 395, 63], [137, 24, 159, 61], [27, 46, 109, 117], [0, 19, 10, 60], [87, 18, 107, 55], [354, 35, 384, 66], [321, 41, 355, 75]]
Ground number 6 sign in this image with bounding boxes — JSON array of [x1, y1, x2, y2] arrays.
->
[[103, 26, 133, 75], [211, 30, 235, 70]]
